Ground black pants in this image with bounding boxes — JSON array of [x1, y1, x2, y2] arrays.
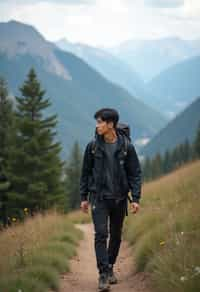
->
[[90, 194, 127, 275]]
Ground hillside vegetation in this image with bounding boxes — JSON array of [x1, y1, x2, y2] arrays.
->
[[0, 209, 90, 292], [124, 159, 200, 292]]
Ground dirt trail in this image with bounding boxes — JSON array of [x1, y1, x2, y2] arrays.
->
[[57, 223, 152, 292]]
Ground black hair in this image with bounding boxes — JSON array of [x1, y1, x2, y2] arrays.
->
[[94, 108, 119, 128]]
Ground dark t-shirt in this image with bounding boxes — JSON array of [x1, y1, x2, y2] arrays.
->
[[102, 139, 118, 199]]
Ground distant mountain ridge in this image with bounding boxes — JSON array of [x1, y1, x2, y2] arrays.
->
[[140, 97, 200, 158], [55, 38, 159, 110], [0, 20, 167, 158], [0, 20, 70, 81], [146, 55, 200, 117], [108, 37, 200, 81]]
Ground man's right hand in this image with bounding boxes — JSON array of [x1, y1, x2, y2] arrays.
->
[[80, 200, 89, 213], [130, 202, 140, 214]]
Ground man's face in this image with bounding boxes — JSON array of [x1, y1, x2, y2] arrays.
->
[[96, 117, 113, 135]]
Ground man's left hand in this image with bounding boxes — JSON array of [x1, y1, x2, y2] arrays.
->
[[130, 202, 140, 214]]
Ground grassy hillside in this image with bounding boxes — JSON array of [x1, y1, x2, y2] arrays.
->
[[124, 159, 200, 292], [0, 209, 90, 292]]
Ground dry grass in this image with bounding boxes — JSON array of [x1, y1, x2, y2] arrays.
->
[[0, 208, 84, 291], [124, 159, 200, 292], [66, 208, 91, 224]]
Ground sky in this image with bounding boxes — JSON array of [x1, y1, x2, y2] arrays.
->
[[0, 0, 200, 47]]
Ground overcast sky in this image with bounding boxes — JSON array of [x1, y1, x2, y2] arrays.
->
[[0, 0, 200, 47]]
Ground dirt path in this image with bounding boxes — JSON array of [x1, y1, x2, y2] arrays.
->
[[57, 223, 152, 292]]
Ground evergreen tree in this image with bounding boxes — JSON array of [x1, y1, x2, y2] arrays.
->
[[163, 149, 171, 174], [177, 143, 185, 166], [142, 157, 152, 182], [7, 68, 65, 218], [0, 77, 14, 169], [142, 134, 197, 182], [193, 121, 200, 159], [151, 153, 162, 179], [182, 138, 191, 163], [171, 146, 180, 169], [0, 77, 14, 227], [64, 141, 82, 210]]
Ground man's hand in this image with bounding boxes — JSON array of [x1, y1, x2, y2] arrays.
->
[[130, 202, 140, 214], [80, 200, 89, 213]]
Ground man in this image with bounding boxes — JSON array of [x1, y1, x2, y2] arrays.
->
[[79, 108, 142, 291]]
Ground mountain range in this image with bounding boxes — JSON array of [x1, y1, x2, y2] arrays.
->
[[57, 37, 200, 119], [55, 38, 157, 110], [0, 20, 167, 159], [140, 96, 200, 159], [146, 55, 200, 117], [108, 37, 200, 82]]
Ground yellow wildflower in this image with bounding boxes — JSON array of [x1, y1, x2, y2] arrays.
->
[[160, 241, 165, 246]]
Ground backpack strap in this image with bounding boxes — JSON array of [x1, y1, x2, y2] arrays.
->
[[89, 139, 96, 171], [91, 139, 96, 154], [91, 137, 129, 156], [123, 136, 130, 157]]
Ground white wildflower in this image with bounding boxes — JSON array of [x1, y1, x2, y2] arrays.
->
[[194, 266, 200, 275], [180, 276, 187, 282]]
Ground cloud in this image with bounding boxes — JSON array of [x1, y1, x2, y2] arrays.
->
[[182, 0, 200, 18], [144, 0, 184, 8], [158, 0, 200, 20], [0, 0, 199, 47], [0, 0, 94, 6]]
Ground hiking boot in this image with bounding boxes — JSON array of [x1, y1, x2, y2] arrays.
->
[[108, 264, 118, 284], [98, 272, 110, 291]]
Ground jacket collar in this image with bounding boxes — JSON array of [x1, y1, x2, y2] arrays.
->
[[95, 131, 124, 154]]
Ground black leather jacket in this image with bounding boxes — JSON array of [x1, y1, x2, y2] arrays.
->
[[80, 132, 142, 203]]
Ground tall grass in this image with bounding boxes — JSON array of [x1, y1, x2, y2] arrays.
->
[[0, 208, 87, 292], [123, 159, 200, 292]]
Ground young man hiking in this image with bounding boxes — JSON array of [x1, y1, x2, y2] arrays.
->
[[80, 108, 142, 291]]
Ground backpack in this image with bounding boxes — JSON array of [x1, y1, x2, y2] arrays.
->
[[90, 122, 131, 157]]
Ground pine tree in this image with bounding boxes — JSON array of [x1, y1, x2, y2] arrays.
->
[[163, 149, 171, 174], [171, 146, 180, 169], [151, 153, 162, 179], [64, 141, 82, 210], [142, 156, 152, 182], [0, 77, 14, 169], [182, 138, 191, 163], [193, 121, 200, 159], [177, 143, 185, 166], [7, 68, 65, 218], [0, 77, 14, 227]]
